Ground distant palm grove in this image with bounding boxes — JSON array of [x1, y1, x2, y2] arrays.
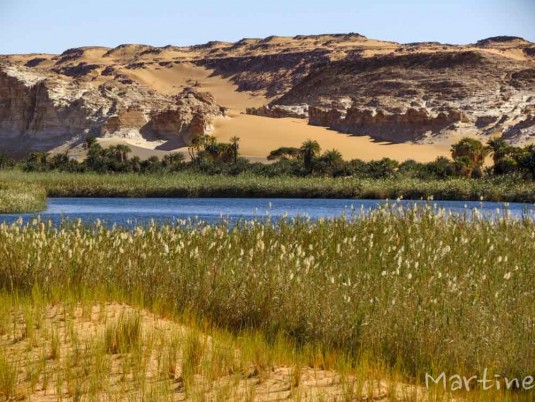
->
[[1, 135, 535, 181]]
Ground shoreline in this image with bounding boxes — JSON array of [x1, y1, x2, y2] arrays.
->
[[1, 171, 535, 214]]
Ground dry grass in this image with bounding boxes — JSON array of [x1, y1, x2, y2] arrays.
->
[[0, 301, 431, 401]]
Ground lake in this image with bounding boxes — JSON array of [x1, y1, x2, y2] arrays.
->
[[1, 198, 534, 227]]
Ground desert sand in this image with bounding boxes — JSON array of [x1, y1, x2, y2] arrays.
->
[[214, 114, 450, 162], [1, 302, 428, 401], [117, 63, 450, 162]]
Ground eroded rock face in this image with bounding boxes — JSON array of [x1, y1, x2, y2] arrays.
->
[[246, 105, 308, 119], [199, 51, 332, 97], [309, 106, 465, 142], [1, 33, 534, 151], [503, 106, 535, 144], [0, 65, 224, 152], [274, 51, 535, 143], [0, 67, 87, 144]]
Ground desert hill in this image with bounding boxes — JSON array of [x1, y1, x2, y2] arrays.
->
[[1, 33, 534, 161]]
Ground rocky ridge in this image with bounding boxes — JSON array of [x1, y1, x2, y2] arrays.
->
[[268, 51, 535, 143], [0, 33, 534, 153], [0, 63, 224, 152]]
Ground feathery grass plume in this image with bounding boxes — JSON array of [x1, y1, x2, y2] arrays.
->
[[0, 205, 533, 400], [0, 181, 47, 213]]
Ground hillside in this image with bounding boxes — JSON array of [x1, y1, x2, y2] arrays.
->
[[1, 34, 534, 161]]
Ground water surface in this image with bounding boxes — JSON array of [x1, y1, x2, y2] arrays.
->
[[1, 198, 534, 227]]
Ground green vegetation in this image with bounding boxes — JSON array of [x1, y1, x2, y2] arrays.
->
[[0, 296, 426, 401], [5, 135, 535, 181], [0, 351, 17, 400], [0, 136, 535, 213], [0, 182, 46, 214], [0, 206, 533, 400], [1, 135, 534, 398], [1, 170, 535, 203]]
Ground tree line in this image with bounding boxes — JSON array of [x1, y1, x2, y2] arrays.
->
[[0, 135, 534, 180]]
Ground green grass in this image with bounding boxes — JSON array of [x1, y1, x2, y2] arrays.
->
[[2, 298, 418, 401], [1, 170, 535, 202], [0, 170, 534, 399], [104, 312, 142, 354], [0, 351, 17, 400], [0, 181, 47, 213]]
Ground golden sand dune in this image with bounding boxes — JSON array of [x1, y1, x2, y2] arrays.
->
[[1, 302, 429, 401], [215, 115, 450, 162]]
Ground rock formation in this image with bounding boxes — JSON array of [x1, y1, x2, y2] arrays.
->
[[272, 50, 535, 143], [0, 64, 224, 152], [0, 33, 534, 153], [246, 105, 308, 119]]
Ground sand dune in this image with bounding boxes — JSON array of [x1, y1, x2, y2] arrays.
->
[[215, 114, 450, 162], [122, 63, 449, 162], [122, 63, 268, 109]]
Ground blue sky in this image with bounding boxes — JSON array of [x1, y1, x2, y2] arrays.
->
[[1, 0, 534, 54]]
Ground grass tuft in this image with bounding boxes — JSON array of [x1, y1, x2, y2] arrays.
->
[[0, 352, 17, 400], [104, 312, 142, 355]]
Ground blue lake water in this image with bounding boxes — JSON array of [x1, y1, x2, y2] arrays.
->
[[1, 198, 534, 227]]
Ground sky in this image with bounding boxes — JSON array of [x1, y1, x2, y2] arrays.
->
[[0, 0, 534, 54]]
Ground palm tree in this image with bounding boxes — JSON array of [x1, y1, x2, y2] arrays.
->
[[300, 139, 321, 172], [230, 136, 240, 164], [115, 144, 131, 163], [28, 151, 49, 165], [188, 134, 207, 163], [452, 156, 473, 178], [321, 149, 343, 166], [267, 147, 300, 161], [163, 152, 185, 166], [204, 136, 221, 160], [487, 137, 511, 164], [130, 156, 142, 173], [517, 145, 535, 179], [451, 138, 489, 174], [205, 143, 222, 160], [84, 136, 98, 150], [205, 135, 217, 147]]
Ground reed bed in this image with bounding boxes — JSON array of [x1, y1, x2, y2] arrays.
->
[[0, 182, 46, 214], [1, 170, 535, 202], [0, 205, 533, 395]]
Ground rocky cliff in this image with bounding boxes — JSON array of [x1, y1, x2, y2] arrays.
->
[[273, 51, 535, 143], [0, 63, 224, 152], [0, 33, 534, 153]]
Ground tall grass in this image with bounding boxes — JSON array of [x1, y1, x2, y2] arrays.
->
[[0, 205, 533, 388], [2, 299, 420, 401], [1, 170, 535, 202], [0, 351, 17, 400], [104, 312, 142, 354], [0, 181, 46, 213]]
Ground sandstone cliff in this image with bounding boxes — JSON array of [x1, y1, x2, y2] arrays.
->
[[0, 64, 224, 152], [273, 51, 535, 143], [0, 33, 534, 154]]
